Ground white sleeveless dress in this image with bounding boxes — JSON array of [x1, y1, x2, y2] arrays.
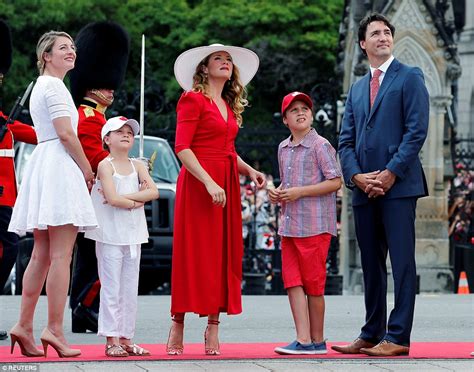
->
[[85, 158, 148, 249], [8, 76, 97, 234]]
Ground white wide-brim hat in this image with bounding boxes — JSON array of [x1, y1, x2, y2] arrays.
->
[[174, 43, 259, 91]]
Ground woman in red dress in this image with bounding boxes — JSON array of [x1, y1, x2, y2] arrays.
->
[[167, 44, 265, 355]]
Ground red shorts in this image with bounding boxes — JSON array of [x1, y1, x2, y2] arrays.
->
[[281, 233, 331, 296]]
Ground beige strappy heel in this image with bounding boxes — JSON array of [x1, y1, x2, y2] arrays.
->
[[166, 316, 184, 355], [204, 319, 220, 356]]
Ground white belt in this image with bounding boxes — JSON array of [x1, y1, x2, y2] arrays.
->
[[0, 149, 14, 157], [130, 245, 138, 259], [38, 137, 59, 143]]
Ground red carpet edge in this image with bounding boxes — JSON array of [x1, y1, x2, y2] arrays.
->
[[1, 342, 473, 362]]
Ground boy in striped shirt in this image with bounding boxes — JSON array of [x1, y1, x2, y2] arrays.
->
[[269, 92, 342, 355]]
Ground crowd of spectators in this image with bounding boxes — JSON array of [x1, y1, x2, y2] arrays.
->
[[448, 162, 473, 292], [448, 162, 473, 244], [240, 174, 277, 251], [240, 174, 277, 291]]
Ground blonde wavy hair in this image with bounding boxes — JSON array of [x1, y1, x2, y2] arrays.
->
[[192, 53, 248, 127], [36, 31, 74, 75]]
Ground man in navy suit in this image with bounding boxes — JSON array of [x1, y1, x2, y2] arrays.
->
[[333, 13, 429, 356]]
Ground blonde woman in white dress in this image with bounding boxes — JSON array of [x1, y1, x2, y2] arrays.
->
[[8, 31, 97, 358]]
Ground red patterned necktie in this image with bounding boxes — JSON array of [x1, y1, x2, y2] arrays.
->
[[370, 69, 382, 108]]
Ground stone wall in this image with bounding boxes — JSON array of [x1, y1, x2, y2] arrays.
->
[[457, 1, 474, 148]]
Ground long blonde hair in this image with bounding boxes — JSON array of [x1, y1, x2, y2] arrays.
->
[[36, 31, 73, 75], [192, 54, 248, 127]]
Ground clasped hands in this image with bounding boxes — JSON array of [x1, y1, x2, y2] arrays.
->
[[352, 169, 396, 198], [268, 186, 302, 203]]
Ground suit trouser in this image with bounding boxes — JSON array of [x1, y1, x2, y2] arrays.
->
[[353, 197, 417, 346], [96, 242, 141, 339], [0, 206, 18, 292]]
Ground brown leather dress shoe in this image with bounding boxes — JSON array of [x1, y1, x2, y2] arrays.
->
[[331, 338, 376, 354], [360, 340, 409, 356]]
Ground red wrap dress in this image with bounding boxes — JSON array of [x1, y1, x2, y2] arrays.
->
[[171, 91, 243, 315]]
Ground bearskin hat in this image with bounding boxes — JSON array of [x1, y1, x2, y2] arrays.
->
[[70, 21, 130, 105], [0, 19, 13, 77]]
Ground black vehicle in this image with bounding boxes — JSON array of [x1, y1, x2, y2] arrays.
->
[[6, 135, 178, 295]]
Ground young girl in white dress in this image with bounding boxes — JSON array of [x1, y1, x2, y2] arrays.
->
[[85, 116, 159, 357], [9, 31, 97, 358]]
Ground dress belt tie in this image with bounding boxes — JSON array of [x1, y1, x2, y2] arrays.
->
[[0, 149, 14, 157], [38, 137, 59, 143], [192, 149, 237, 162]]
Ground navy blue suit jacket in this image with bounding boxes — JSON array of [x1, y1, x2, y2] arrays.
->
[[338, 59, 429, 206]]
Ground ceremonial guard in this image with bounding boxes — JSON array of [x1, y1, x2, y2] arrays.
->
[[69, 21, 130, 333], [0, 20, 37, 340]]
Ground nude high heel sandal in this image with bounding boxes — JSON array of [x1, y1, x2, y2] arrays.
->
[[204, 319, 220, 356], [166, 316, 184, 355]]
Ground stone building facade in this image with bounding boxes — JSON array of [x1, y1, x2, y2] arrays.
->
[[457, 1, 473, 153]]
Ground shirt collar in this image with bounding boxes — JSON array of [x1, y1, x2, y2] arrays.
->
[[370, 55, 394, 76], [281, 128, 317, 148]]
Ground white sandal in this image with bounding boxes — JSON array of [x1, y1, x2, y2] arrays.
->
[[121, 343, 151, 356], [105, 344, 129, 357]]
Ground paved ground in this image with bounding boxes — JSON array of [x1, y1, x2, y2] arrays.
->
[[0, 294, 473, 371]]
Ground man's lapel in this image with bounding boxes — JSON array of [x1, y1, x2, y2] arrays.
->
[[362, 73, 370, 119], [367, 59, 400, 123]]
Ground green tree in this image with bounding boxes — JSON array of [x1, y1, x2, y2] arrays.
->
[[1, 0, 343, 166], [117, 0, 343, 126], [1, 0, 115, 112]]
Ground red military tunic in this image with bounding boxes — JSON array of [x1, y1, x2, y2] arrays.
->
[[0, 111, 37, 207], [77, 101, 108, 173]]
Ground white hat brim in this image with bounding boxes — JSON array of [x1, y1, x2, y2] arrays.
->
[[174, 44, 259, 91], [102, 117, 140, 140], [123, 119, 140, 136]]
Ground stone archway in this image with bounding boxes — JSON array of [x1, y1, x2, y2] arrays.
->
[[394, 36, 442, 96]]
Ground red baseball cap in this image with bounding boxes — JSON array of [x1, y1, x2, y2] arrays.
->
[[281, 91, 313, 115]]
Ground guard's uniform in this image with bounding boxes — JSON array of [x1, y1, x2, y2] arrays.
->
[[0, 111, 37, 292], [77, 100, 109, 173], [70, 100, 108, 333], [68, 20, 130, 333]]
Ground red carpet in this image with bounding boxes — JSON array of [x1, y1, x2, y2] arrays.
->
[[0, 342, 473, 362]]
